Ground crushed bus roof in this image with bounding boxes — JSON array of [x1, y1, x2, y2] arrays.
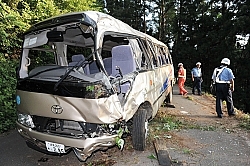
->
[[24, 11, 166, 47]]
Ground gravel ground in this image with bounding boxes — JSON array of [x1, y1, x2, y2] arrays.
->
[[166, 129, 250, 166]]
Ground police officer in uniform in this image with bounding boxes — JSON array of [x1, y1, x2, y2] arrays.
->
[[191, 62, 202, 95], [211, 58, 236, 118]]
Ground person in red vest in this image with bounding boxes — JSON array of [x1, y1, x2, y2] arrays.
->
[[177, 63, 188, 95]]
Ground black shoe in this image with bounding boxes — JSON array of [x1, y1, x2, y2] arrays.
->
[[217, 114, 223, 118]]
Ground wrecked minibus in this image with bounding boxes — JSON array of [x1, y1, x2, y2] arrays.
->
[[16, 11, 174, 161]]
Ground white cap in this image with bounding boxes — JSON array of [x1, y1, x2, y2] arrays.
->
[[196, 62, 201, 65], [221, 58, 230, 65], [178, 63, 183, 67]]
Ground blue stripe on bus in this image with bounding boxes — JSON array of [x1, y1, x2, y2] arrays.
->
[[160, 77, 169, 93]]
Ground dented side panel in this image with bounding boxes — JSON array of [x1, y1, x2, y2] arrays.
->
[[123, 65, 173, 121], [16, 90, 123, 124]]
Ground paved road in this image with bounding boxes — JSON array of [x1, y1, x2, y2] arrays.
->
[[0, 129, 159, 166], [0, 130, 81, 166]]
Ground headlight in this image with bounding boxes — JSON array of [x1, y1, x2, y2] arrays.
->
[[17, 112, 35, 128]]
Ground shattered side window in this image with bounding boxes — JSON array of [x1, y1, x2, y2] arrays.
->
[[162, 47, 170, 64], [129, 39, 142, 70], [159, 47, 167, 65], [146, 40, 158, 68], [136, 39, 151, 70]]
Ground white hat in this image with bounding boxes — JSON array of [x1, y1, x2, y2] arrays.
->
[[196, 62, 201, 65], [178, 63, 183, 67], [221, 58, 230, 65]]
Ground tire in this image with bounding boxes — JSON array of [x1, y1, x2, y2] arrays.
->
[[132, 107, 148, 151]]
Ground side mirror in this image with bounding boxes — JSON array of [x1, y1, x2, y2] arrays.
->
[[47, 31, 64, 42]]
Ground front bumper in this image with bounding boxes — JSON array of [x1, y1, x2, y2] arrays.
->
[[16, 122, 117, 160]]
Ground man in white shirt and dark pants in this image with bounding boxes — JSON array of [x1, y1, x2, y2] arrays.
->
[[211, 58, 236, 118], [191, 62, 202, 95]]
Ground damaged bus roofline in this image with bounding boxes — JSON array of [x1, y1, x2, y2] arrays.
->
[[16, 11, 175, 161]]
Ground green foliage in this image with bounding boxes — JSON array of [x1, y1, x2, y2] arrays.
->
[[0, 54, 18, 133], [0, 0, 102, 133], [115, 127, 125, 150], [0, 1, 29, 55], [239, 113, 250, 130], [105, 0, 148, 32], [169, 0, 250, 113], [149, 114, 182, 140], [147, 154, 157, 160], [0, 0, 102, 57]]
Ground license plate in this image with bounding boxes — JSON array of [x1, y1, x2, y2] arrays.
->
[[45, 141, 66, 153]]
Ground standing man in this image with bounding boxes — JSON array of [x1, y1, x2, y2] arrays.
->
[[211, 58, 236, 118], [177, 63, 188, 95], [191, 62, 202, 95]]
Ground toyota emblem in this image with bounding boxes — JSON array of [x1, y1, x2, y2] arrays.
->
[[51, 105, 63, 114]]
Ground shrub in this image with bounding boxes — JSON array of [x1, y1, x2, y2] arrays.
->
[[0, 55, 18, 133]]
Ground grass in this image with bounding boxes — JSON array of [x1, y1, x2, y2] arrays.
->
[[187, 92, 250, 131], [235, 109, 250, 130], [148, 109, 184, 141], [185, 95, 194, 100], [184, 124, 217, 131], [148, 92, 250, 147], [182, 148, 192, 154], [149, 107, 250, 143]]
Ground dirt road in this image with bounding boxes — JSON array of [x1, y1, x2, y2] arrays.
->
[[158, 85, 250, 166]]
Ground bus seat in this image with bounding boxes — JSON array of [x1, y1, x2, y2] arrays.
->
[[89, 61, 99, 74], [111, 45, 136, 77], [69, 54, 90, 74], [111, 45, 136, 94], [103, 57, 112, 75]]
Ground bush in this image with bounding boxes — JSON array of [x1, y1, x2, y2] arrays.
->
[[0, 55, 18, 133]]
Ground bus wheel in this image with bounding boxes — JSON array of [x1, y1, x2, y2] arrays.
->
[[132, 107, 148, 151]]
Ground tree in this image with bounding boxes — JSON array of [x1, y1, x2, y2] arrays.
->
[[0, 0, 102, 57]]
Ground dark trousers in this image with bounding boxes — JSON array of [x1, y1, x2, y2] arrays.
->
[[192, 77, 202, 94], [215, 83, 234, 116]]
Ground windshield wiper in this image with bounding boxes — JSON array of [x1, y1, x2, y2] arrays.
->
[[19, 66, 65, 82], [53, 49, 100, 91]]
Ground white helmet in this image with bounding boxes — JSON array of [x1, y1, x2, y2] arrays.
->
[[196, 62, 201, 65], [178, 63, 183, 67], [221, 58, 230, 65]]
